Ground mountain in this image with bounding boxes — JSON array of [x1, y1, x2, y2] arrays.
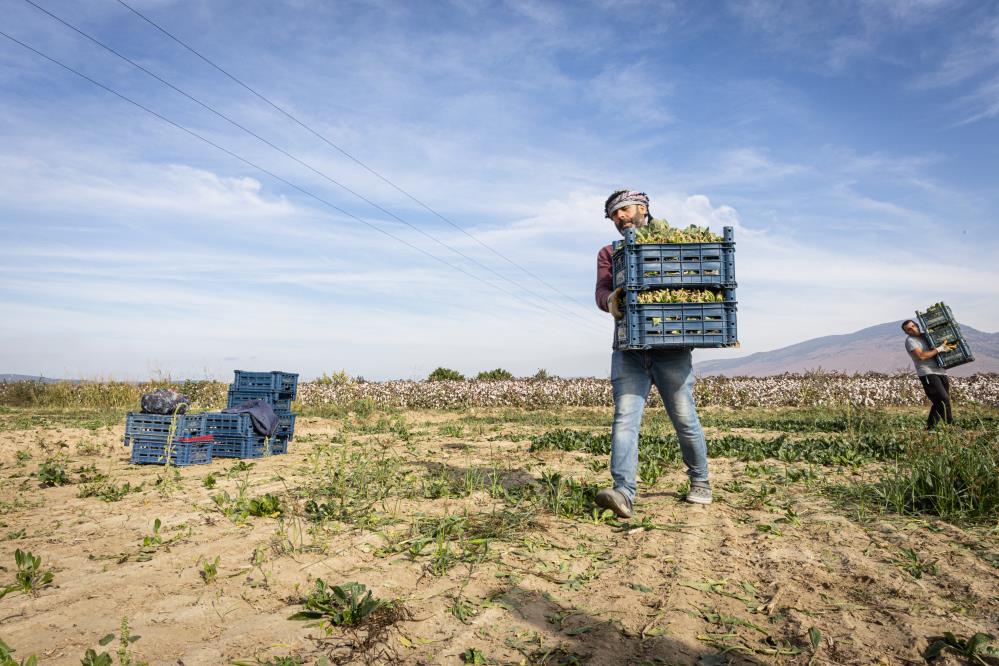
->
[[0, 374, 64, 383], [696, 321, 999, 376]]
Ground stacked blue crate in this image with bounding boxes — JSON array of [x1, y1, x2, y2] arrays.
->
[[916, 302, 975, 370], [220, 370, 299, 456], [612, 227, 739, 350], [124, 413, 212, 466]]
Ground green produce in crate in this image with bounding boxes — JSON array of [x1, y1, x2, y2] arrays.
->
[[637, 288, 726, 304], [635, 218, 723, 244]]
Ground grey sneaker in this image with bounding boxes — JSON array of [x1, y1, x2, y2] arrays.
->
[[595, 488, 633, 519], [686, 483, 712, 505]]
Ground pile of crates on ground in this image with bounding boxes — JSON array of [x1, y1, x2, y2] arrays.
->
[[916, 302, 975, 369], [125, 370, 299, 466], [612, 226, 738, 349]]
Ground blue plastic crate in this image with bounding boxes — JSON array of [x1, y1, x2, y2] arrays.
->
[[616, 297, 738, 350], [916, 302, 975, 370], [226, 389, 293, 413], [124, 413, 203, 446], [201, 412, 254, 438], [917, 302, 954, 329], [612, 226, 736, 290], [275, 413, 296, 439], [130, 438, 212, 466], [211, 432, 288, 458], [233, 370, 299, 398]]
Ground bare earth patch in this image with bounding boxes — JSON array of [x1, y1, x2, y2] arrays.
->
[[0, 407, 996, 665]]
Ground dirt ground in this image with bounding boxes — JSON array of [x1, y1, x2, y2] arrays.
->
[[0, 407, 997, 665]]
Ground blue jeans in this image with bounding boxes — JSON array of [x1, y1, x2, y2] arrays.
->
[[610, 349, 709, 503]]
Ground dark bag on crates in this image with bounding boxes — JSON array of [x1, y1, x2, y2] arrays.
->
[[140, 388, 191, 415], [223, 399, 278, 437]]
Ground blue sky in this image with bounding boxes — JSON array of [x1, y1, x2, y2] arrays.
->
[[2, 0, 997, 380]]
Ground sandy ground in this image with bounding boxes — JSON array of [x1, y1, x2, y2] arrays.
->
[[0, 408, 997, 666]]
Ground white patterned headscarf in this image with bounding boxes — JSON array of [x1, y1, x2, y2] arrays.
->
[[604, 190, 650, 221]]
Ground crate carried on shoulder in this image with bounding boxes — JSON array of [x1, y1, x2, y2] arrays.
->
[[612, 226, 739, 350], [916, 302, 975, 370]]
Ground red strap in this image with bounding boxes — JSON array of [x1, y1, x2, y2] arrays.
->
[[175, 435, 214, 443]]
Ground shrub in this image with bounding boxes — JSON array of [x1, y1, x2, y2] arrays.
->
[[315, 370, 353, 385], [532, 369, 551, 380], [475, 368, 514, 381], [428, 367, 464, 382]]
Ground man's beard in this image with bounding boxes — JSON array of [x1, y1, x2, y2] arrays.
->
[[616, 211, 648, 236]]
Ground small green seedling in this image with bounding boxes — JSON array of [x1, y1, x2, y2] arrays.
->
[[925, 631, 998, 665], [80, 649, 113, 666], [461, 647, 487, 664], [198, 555, 220, 584], [288, 580, 388, 629], [247, 494, 283, 518], [0, 549, 54, 598], [0, 637, 38, 666], [894, 547, 938, 579], [142, 519, 163, 548]]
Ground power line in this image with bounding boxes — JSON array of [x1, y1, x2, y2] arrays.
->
[[114, 0, 598, 314], [0, 29, 574, 325], [21, 0, 603, 332]]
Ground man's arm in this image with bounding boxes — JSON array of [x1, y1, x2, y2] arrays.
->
[[908, 337, 952, 360], [595, 245, 614, 312]]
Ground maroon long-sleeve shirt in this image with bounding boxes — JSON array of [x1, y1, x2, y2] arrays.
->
[[595, 243, 614, 312]]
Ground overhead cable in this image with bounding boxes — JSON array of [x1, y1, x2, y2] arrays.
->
[[0, 29, 584, 326], [22, 0, 602, 331], [115, 0, 598, 314]]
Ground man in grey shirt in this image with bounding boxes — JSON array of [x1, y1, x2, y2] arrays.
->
[[902, 319, 956, 429]]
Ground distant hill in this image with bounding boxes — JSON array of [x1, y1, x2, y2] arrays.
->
[[0, 374, 63, 383], [696, 321, 999, 377]]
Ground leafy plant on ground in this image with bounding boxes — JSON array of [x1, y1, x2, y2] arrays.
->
[[461, 647, 487, 664], [893, 547, 938, 579], [141, 519, 163, 549], [78, 477, 140, 502], [925, 632, 998, 665], [0, 549, 54, 598], [198, 555, 220, 584], [112, 617, 145, 666], [0, 638, 37, 666], [80, 649, 113, 666], [538, 472, 598, 519], [871, 431, 999, 523], [36, 459, 69, 487], [246, 493, 283, 518], [288, 580, 389, 628]]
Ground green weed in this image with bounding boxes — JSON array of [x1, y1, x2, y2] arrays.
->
[[925, 631, 998, 665], [36, 459, 69, 487], [0, 638, 37, 666], [198, 555, 220, 584], [0, 548, 54, 598], [288, 580, 391, 628]]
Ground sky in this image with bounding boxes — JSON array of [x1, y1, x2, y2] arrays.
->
[[1, 0, 998, 381]]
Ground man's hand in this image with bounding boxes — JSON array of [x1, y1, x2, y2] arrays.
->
[[935, 341, 957, 353], [609, 287, 624, 320]]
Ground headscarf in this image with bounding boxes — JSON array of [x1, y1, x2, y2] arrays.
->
[[604, 190, 650, 219]]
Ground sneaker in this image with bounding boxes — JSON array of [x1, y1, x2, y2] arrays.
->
[[686, 483, 712, 505], [595, 487, 633, 519]]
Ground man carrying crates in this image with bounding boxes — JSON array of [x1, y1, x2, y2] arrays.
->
[[902, 319, 957, 429], [592, 190, 712, 519]]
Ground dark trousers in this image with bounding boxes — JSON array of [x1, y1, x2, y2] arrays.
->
[[919, 374, 953, 429]]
